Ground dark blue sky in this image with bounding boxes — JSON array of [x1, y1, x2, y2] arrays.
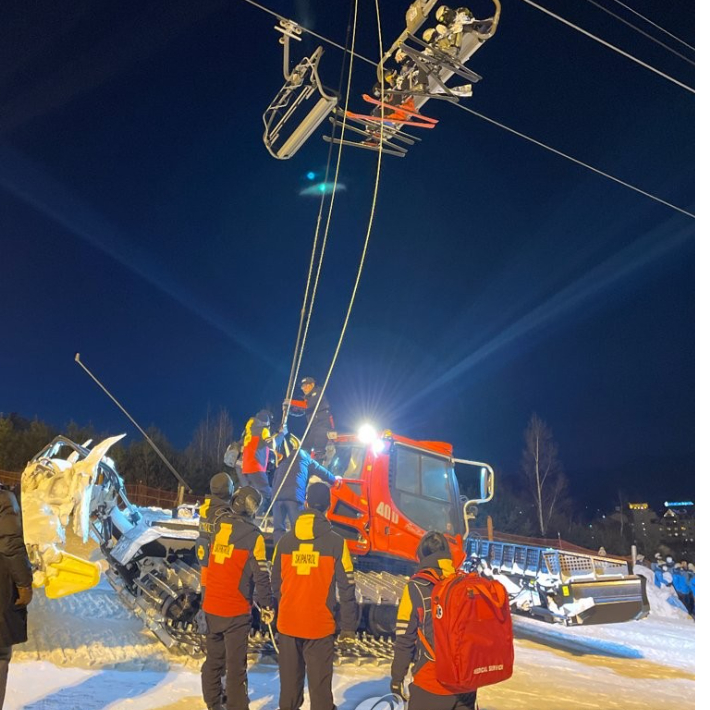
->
[[1, 0, 694, 510]]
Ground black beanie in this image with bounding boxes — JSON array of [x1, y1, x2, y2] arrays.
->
[[210, 472, 234, 500], [416, 531, 450, 561], [306, 481, 331, 512]]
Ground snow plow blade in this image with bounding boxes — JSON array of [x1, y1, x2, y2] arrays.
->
[[562, 576, 649, 625], [467, 537, 650, 626], [41, 552, 101, 599]]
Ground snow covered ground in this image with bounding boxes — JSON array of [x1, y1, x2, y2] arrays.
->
[[4, 546, 695, 710]]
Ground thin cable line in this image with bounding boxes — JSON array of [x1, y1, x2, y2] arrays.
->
[[454, 102, 694, 218], [608, 0, 694, 52], [583, 0, 693, 65], [241, 0, 377, 67], [519, 0, 694, 94]]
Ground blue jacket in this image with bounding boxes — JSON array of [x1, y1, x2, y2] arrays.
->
[[272, 449, 336, 503], [672, 570, 691, 595]]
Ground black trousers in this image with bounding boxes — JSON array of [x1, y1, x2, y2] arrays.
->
[[0, 646, 11, 710], [408, 683, 477, 710], [201, 613, 252, 710], [273, 500, 301, 545], [301, 420, 332, 461], [278, 633, 335, 710]]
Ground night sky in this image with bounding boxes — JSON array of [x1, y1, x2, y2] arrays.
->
[[1, 0, 694, 511]]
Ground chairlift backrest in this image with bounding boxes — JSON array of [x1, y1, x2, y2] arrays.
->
[[263, 44, 337, 160]]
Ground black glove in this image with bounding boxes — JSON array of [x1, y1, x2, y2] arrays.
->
[[390, 680, 408, 701]]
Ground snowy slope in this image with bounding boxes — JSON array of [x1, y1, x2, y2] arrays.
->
[[5, 545, 695, 709]]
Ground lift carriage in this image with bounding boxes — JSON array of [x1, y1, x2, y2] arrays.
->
[[261, 1, 501, 159], [262, 20, 338, 160]]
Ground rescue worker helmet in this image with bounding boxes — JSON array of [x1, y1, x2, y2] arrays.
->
[[300, 376, 316, 386]]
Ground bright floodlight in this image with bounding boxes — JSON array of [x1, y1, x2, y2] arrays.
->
[[358, 423, 378, 444]]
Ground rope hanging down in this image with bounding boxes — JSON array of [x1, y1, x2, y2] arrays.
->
[[263, 0, 364, 526], [282, 1, 357, 426], [262, 0, 387, 528]]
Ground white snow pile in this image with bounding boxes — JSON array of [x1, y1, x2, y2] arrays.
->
[[633, 564, 691, 620], [4, 534, 695, 709]]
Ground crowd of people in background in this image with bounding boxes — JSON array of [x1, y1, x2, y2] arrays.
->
[[636, 551, 695, 617]]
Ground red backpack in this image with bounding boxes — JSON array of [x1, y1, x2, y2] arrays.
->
[[413, 570, 514, 693]]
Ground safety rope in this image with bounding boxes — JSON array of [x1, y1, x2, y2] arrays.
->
[[261, 0, 386, 527], [260, 0, 365, 527], [281, 0, 358, 426]]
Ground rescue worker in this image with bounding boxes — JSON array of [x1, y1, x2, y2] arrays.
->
[[271, 435, 340, 545], [284, 377, 334, 461], [390, 531, 477, 710], [196, 473, 236, 583], [271, 482, 358, 710], [200, 486, 273, 710], [0, 483, 33, 710], [240, 410, 286, 511]]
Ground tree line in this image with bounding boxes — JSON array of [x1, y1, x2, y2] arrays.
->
[[1, 410, 670, 557]]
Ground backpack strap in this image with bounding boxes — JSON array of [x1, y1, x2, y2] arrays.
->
[[412, 575, 437, 662], [417, 626, 436, 660], [412, 569, 441, 585]]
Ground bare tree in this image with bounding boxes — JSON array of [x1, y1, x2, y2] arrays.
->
[[521, 413, 567, 537], [186, 408, 235, 489]]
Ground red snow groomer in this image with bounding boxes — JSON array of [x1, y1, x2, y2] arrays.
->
[[319, 427, 649, 638]]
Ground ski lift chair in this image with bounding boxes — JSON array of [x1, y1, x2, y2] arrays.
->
[[262, 21, 338, 160]]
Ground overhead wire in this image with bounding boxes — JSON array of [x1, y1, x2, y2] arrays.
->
[[454, 102, 695, 218], [582, 0, 693, 66], [607, 0, 694, 52], [518, 0, 694, 94], [242, 0, 376, 67], [240, 0, 694, 220], [261, 0, 387, 527]]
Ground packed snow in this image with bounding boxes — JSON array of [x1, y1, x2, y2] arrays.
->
[[4, 541, 695, 709]]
